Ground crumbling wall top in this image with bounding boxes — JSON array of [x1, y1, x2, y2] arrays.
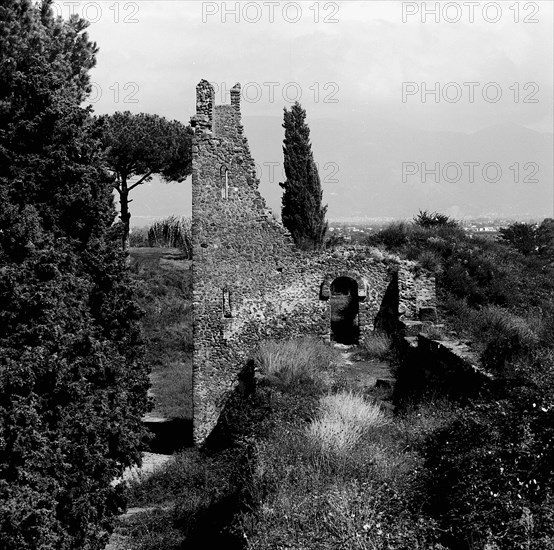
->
[[194, 79, 215, 132]]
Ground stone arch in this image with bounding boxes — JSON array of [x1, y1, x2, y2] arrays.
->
[[320, 272, 367, 301]]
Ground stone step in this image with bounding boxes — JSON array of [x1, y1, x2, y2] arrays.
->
[[111, 452, 172, 487], [142, 413, 170, 423]]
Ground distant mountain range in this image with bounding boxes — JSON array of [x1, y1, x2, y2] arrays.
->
[[129, 119, 553, 226], [246, 117, 554, 221]]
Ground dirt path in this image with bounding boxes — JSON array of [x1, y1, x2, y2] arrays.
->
[[330, 345, 396, 411]]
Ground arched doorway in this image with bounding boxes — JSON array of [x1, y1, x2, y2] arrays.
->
[[330, 277, 359, 344]]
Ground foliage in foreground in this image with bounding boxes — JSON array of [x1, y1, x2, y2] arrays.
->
[[0, 2, 148, 548], [121, 339, 450, 550]]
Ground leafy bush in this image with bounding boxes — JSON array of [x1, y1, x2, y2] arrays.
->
[[499, 221, 539, 255], [414, 210, 458, 228], [417, 249, 443, 273], [423, 394, 554, 549], [371, 216, 554, 348], [129, 226, 150, 247]]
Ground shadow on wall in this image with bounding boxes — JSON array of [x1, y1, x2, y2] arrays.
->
[[374, 272, 400, 335]]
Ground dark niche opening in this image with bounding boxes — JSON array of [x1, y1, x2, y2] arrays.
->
[[330, 277, 359, 345]]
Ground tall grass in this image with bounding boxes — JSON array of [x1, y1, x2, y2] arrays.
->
[[147, 215, 192, 257], [307, 391, 388, 454], [253, 337, 339, 390], [358, 331, 391, 361]]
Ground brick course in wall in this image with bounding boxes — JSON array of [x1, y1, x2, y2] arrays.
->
[[191, 80, 437, 444]]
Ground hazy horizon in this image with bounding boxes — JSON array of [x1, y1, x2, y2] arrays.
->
[[66, 0, 554, 223]]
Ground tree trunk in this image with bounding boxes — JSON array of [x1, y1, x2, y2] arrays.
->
[[119, 175, 131, 256]]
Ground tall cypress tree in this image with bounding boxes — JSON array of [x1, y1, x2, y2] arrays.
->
[[280, 102, 328, 250]]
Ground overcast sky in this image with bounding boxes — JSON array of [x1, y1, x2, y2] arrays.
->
[[56, 0, 554, 223]]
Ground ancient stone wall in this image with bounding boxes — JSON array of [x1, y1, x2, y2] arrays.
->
[[191, 80, 437, 444]]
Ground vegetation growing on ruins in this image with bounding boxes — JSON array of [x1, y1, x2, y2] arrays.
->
[[113, 212, 554, 550], [0, 1, 149, 548], [369, 216, 554, 548], [118, 338, 451, 549], [280, 102, 328, 250], [2, 2, 552, 548]]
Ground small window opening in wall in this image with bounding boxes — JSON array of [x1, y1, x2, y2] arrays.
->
[[220, 166, 229, 199], [222, 288, 232, 318]]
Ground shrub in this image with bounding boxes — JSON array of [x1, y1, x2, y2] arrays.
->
[[129, 226, 150, 247], [499, 221, 538, 255], [478, 307, 539, 371], [416, 249, 443, 273], [414, 210, 459, 229], [369, 221, 413, 248], [422, 397, 554, 549]]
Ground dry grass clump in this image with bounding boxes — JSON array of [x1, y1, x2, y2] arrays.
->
[[307, 391, 388, 453], [254, 337, 338, 389], [147, 215, 192, 257], [319, 391, 388, 428], [359, 332, 391, 361], [307, 418, 364, 454]]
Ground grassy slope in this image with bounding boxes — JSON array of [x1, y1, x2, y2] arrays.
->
[[130, 247, 192, 420]]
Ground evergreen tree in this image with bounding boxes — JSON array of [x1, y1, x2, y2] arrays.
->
[[499, 222, 538, 255], [280, 102, 327, 250], [96, 112, 193, 252], [0, 2, 149, 548]]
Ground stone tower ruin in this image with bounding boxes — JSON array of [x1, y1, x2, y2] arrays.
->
[[191, 80, 436, 445]]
